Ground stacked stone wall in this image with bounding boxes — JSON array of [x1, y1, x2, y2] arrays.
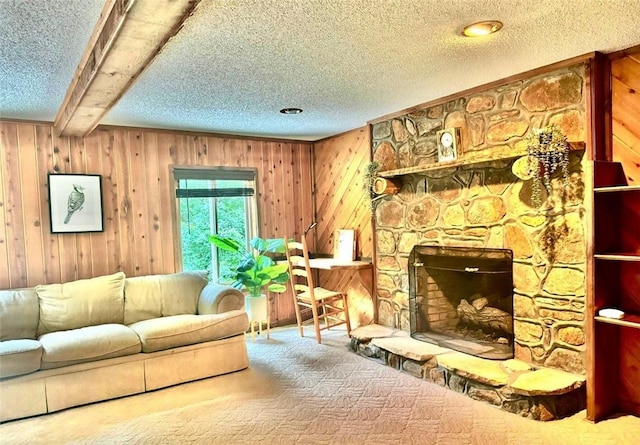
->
[[372, 64, 588, 374]]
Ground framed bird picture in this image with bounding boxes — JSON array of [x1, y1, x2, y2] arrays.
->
[[48, 173, 104, 234]]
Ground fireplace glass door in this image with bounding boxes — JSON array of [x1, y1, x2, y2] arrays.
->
[[409, 245, 514, 360]]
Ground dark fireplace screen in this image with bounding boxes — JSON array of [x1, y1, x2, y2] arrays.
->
[[409, 245, 514, 360]]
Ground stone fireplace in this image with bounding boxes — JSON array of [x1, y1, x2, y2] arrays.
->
[[409, 245, 513, 360], [372, 62, 588, 376]]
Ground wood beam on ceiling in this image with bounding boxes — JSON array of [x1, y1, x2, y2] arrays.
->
[[54, 0, 201, 137]]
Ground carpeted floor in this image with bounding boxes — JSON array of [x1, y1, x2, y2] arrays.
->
[[1, 326, 638, 444]]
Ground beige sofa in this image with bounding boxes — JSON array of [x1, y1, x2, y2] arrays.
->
[[0, 271, 249, 422]]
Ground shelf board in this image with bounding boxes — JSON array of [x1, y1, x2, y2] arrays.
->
[[377, 141, 584, 178], [594, 254, 640, 262], [595, 313, 640, 329], [594, 185, 640, 193], [379, 163, 456, 178]]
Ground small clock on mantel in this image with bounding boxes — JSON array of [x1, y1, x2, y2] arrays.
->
[[436, 127, 461, 162]]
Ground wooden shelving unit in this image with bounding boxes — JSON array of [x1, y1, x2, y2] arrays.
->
[[594, 253, 640, 262], [595, 313, 640, 329], [594, 184, 640, 193], [588, 161, 640, 422]]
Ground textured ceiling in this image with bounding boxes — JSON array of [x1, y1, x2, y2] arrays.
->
[[2, 0, 640, 141]]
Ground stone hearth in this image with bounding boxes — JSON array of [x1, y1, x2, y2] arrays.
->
[[350, 324, 586, 421]]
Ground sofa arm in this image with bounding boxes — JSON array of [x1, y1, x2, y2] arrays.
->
[[198, 283, 245, 315]]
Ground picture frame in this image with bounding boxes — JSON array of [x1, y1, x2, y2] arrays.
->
[[48, 173, 104, 234], [334, 229, 356, 261]]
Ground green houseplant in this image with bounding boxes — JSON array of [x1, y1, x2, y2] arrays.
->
[[363, 161, 383, 213], [209, 235, 290, 298], [524, 124, 570, 207]]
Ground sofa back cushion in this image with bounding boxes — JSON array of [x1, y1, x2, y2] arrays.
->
[[36, 272, 126, 336], [0, 289, 39, 340], [124, 271, 208, 325], [123, 275, 162, 325]]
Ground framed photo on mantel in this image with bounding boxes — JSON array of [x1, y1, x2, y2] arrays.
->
[[48, 173, 104, 234]]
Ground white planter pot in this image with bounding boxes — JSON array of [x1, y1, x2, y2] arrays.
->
[[245, 294, 268, 322]]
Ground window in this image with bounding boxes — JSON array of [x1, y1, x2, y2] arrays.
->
[[174, 168, 258, 282]]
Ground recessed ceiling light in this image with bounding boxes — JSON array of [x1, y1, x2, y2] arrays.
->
[[461, 20, 503, 37], [279, 107, 303, 114]]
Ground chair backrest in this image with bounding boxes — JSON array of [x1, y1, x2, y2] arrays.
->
[[284, 237, 315, 299]]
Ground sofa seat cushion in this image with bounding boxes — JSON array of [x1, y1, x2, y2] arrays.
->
[[129, 310, 249, 353], [0, 339, 42, 378], [39, 324, 141, 370]]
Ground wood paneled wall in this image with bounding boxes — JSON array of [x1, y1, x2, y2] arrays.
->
[[313, 127, 372, 258], [0, 121, 313, 324], [312, 126, 375, 326], [612, 49, 640, 184]]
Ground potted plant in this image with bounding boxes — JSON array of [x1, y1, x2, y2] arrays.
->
[[363, 161, 383, 213], [524, 124, 570, 207], [209, 235, 290, 322]]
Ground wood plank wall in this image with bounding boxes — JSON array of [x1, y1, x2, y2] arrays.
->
[[0, 121, 313, 325], [611, 49, 640, 184], [312, 126, 375, 326]]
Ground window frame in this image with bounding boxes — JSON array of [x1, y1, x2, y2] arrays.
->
[[171, 166, 260, 279]]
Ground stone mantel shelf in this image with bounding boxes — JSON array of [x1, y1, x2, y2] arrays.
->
[[377, 141, 585, 178]]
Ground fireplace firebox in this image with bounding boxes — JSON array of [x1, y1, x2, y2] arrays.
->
[[409, 245, 514, 360]]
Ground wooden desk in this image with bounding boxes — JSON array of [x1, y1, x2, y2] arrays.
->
[[305, 258, 372, 271], [298, 258, 374, 328]]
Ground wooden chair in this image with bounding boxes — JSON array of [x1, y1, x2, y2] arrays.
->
[[283, 235, 352, 344]]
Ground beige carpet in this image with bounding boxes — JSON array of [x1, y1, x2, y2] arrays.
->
[[1, 326, 638, 444]]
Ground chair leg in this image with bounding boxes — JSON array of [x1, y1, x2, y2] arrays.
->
[[297, 308, 304, 338], [343, 294, 352, 336], [311, 304, 322, 344], [313, 317, 322, 344], [293, 299, 304, 338]]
